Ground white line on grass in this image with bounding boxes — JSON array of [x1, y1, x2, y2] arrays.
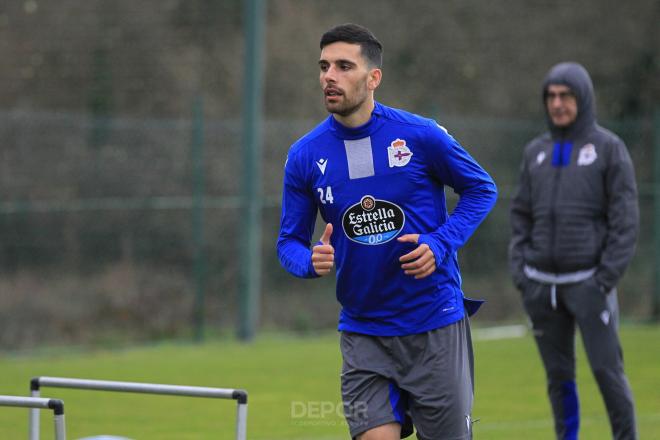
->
[[475, 412, 660, 432], [473, 324, 527, 340]]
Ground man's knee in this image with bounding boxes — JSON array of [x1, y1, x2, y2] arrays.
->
[[591, 365, 629, 396], [546, 366, 574, 384]]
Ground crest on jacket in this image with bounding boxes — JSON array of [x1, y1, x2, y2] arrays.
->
[[577, 143, 597, 166], [536, 151, 547, 165]]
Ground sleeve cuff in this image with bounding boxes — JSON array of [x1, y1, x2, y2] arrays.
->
[[307, 256, 320, 278], [418, 234, 448, 268]]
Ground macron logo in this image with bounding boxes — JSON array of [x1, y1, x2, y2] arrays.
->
[[316, 158, 328, 175]]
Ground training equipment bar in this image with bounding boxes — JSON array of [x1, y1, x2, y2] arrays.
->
[[29, 376, 247, 440], [0, 395, 66, 440]]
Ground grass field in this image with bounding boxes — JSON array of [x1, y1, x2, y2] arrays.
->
[[0, 324, 658, 439]]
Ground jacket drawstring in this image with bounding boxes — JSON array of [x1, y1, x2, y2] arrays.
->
[[523, 265, 596, 312], [550, 284, 557, 310]]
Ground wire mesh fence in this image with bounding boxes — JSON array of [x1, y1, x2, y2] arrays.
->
[[0, 109, 656, 348], [1, 0, 658, 349]]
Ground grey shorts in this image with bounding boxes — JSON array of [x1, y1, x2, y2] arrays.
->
[[340, 318, 474, 440]]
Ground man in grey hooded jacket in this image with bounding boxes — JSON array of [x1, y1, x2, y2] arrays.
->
[[509, 62, 638, 440]]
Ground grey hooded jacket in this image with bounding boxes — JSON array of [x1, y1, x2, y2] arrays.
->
[[509, 62, 639, 292]]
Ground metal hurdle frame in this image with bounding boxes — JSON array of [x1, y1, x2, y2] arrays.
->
[[29, 376, 247, 440], [1, 395, 66, 440]]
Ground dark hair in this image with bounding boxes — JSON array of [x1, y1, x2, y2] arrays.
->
[[320, 23, 383, 68]]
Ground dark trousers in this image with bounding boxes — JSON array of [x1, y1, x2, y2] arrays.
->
[[521, 278, 637, 440]]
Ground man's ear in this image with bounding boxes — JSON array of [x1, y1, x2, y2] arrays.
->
[[367, 68, 382, 91]]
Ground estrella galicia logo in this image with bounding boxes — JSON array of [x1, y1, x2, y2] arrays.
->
[[342, 195, 405, 245]]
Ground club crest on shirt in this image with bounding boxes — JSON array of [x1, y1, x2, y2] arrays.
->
[[577, 143, 597, 166], [342, 195, 405, 245], [387, 138, 413, 168]]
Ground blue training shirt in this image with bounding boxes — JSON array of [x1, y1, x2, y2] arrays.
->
[[277, 102, 497, 336]]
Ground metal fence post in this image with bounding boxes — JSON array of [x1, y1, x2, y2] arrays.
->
[[192, 96, 206, 341], [238, 0, 266, 341], [653, 108, 660, 321]]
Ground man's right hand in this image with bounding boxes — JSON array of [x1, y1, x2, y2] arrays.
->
[[312, 223, 334, 276]]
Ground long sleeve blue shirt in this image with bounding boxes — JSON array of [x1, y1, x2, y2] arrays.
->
[[277, 102, 497, 336]]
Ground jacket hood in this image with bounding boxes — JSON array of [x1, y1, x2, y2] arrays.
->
[[542, 62, 597, 139]]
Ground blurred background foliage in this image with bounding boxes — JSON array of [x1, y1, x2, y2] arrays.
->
[[0, 0, 658, 348]]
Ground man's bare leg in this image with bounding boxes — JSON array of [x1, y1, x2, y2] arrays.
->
[[358, 422, 401, 440]]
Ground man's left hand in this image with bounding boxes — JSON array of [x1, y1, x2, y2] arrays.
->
[[397, 234, 436, 279]]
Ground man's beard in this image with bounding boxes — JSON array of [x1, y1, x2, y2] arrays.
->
[[326, 99, 363, 117], [324, 88, 368, 117]]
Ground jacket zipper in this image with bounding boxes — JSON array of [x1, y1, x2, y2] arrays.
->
[[549, 140, 563, 273]]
